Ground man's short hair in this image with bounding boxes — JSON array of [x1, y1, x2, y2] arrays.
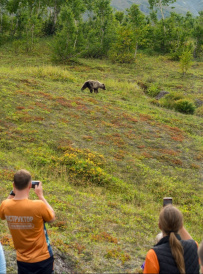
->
[[14, 169, 31, 190], [199, 241, 203, 266]]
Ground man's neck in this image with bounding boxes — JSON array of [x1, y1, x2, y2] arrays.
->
[[14, 190, 29, 200]]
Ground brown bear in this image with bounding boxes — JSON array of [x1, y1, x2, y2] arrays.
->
[[81, 80, 106, 93]]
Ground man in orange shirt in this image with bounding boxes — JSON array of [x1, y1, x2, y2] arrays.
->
[[0, 169, 55, 274]]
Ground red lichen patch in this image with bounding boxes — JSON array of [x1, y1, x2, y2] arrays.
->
[[171, 136, 184, 142], [97, 141, 108, 146], [163, 125, 182, 133], [124, 133, 137, 140], [111, 119, 122, 127], [111, 133, 121, 138], [74, 97, 84, 101], [27, 137, 36, 142], [159, 149, 179, 156], [56, 97, 73, 107], [123, 113, 138, 123], [0, 169, 14, 180], [69, 113, 80, 119], [105, 248, 131, 264], [37, 91, 54, 100], [19, 115, 33, 122], [1, 235, 14, 248], [72, 243, 86, 254], [171, 159, 183, 166], [107, 201, 119, 208], [58, 139, 73, 150], [91, 232, 118, 244], [114, 150, 125, 160], [87, 98, 98, 104], [194, 154, 203, 161], [50, 221, 67, 229], [15, 90, 25, 94], [33, 116, 44, 121], [34, 102, 50, 111], [190, 163, 200, 169], [105, 134, 125, 148], [74, 100, 85, 106], [16, 106, 25, 110], [158, 124, 185, 142], [142, 152, 152, 158], [101, 121, 115, 128], [76, 105, 88, 111], [83, 135, 93, 141], [20, 79, 38, 86], [60, 118, 69, 124], [139, 114, 153, 121], [15, 90, 33, 97], [137, 145, 145, 149]]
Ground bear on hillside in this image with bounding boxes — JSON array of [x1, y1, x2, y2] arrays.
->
[[81, 80, 106, 93]]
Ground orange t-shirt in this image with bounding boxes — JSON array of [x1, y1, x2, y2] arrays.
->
[[0, 199, 54, 263], [143, 249, 160, 274]]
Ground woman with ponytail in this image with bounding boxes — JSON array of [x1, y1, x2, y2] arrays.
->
[[143, 205, 199, 274]]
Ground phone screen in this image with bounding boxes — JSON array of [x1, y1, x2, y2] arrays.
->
[[31, 181, 39, 188], [163, 197, 172, 207]]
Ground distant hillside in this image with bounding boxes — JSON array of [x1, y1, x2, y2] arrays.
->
[[111, 0, 203, 17]]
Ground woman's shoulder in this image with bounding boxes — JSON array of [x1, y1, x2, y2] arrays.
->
[[143, 249, 160, 274], [181, 238, 198, 250]]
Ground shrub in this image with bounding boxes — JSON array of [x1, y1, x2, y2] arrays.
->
[[159, 92, 184, 109], [147, 83, 160, 97], [174, 99, 196, 114], [165, 92, 184, 101], [108, 51, 135, 64], [150, 99, 160, 106], [195, 105, 203, 117], [179, 50, 193, 75], [108, 26, 136, 64], [82, 43, 104, 59], [12, 40, 23, 54]]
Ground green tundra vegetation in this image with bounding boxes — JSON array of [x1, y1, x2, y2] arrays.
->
[[0, 0, 202, 273]]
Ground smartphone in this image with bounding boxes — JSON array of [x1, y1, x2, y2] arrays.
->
[[163, 197, 172, 207], [31, 181, 40, 188]]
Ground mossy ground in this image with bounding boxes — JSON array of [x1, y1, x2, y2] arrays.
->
[[0, 39, 202, 273]]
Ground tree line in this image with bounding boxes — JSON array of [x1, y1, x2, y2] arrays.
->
[[0, 0, 202, 62]]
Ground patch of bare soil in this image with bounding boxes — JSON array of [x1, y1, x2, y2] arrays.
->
[[4, 246, 75, 274]]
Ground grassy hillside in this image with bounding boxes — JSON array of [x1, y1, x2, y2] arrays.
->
[[0, 39, 202, 273]]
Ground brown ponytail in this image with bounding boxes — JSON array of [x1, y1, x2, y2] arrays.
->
[[159, 205, 186, 274]]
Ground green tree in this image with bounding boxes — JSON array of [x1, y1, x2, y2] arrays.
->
[[125, 4, 149, 57], [83, 0, 116, 58], [108, 26, 136, 63], [179, 50, 193, 75], [151, 12, 193, 56], [52, 2, 85, 61], [114, 11, 125, 24], [148, 0, 177, 52], [193, 11, 203, 58], [148, 0, 176, 21]]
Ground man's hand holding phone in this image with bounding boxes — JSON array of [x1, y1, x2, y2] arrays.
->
[[33, 181, 44, 199], [32, 181, 55, 222]]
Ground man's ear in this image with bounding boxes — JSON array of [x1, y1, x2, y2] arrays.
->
[[28, 181, 32, 189], [158, 222, 162, 230]]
